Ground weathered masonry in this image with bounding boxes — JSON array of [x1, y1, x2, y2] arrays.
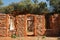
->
[[16, 14, 46, 37], [0, 14, 8, 37], [0, 13, 60, 37], [0, 14, 15, 37], [0, 13, 46, 37], [46, 13, 60, 37]]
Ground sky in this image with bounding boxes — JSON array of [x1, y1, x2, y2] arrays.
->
[[2, 0, 49, 6], [2, 0, 21, 6]]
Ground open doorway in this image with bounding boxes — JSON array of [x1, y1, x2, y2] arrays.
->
[[26, 15, 35, 36]]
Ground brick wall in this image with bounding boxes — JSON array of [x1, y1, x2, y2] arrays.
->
[[0, 14, 46, 37], [0, 14, 8, 37], [1, 13, 60, 37], [0, 14, 16, 37], [50, 14, 60, 36], [45, 14, 60, 37], [16, 14, 46, 37], [36, 15, 46, 36], [16, 15, 26, 37], [8, 16, 16, 37]]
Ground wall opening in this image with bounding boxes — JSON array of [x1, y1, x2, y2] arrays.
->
[[26, 15, 35, 36]]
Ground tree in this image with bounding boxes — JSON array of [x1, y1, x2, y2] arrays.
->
[[48, 0, 60, 13], [0, 0, 3, 6], [0, 0, 48, 14], [37, 2, 48, 13], [0, 0, 3, 13], [21, 0, 32, 4], [33, 0, 38, 4]]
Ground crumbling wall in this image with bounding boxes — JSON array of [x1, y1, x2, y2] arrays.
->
[[36, 15, 46, 36], [0, 14, 46, 37], [0, 14, 16, 37], [0, 14, 7, 37], [49, 14, 60, 36], [16, 14, 46, 36], [16, 15, 26, 37], [8, 16, 16, 37]]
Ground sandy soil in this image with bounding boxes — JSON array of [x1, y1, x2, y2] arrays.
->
[[0, 37, 59, 40]]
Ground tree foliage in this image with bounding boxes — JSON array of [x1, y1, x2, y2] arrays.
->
[[33, 0, 38, 4], [0, 0, 3, 6], [48, 0, 60, 13], [0, 0, 49, 14]]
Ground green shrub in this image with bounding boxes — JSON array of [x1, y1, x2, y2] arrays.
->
[[11, 34, 16, 38]]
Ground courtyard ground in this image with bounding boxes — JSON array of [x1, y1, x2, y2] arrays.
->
[[0, 37, 60, 40]]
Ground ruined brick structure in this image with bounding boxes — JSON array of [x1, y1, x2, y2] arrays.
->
[[0, 13, 16, 37], [0, 14, 8, 37], [0, 13, 60, 37], [0, 13, 46, 37], [49, 14, 60, 36], [45, 13, 60, 37], [16, 14, 46, 37]]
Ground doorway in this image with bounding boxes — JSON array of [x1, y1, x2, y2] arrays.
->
[[26, 14, 35, 36]]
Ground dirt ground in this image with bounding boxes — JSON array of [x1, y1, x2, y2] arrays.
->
[[0, 37, 59, 40]]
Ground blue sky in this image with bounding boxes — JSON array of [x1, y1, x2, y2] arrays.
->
[[2, 0, 21, 6], [2, 0, 49, 7]]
